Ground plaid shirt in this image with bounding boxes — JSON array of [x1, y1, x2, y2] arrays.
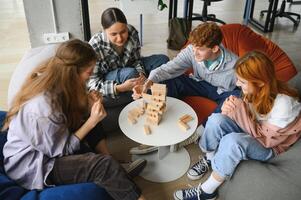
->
[[88, 24, 145, 98]]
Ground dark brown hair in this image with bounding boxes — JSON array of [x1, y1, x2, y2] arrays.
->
[[101, 7, 127, 29]]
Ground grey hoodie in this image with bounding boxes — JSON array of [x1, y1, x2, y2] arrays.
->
[[148, 44, 238, 94]]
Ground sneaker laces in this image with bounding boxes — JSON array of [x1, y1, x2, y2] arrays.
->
[[192, 157, 210, 174], [183, 187, 200, 198], [197, 182, 202, 200], [183, 184, 202, 200]]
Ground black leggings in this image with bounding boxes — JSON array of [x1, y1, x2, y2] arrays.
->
[[83, 122, 107, 151]]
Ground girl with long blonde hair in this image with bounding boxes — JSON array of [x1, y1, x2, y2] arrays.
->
[[173, 51, 301, 200], [3, 39, 146, 200]]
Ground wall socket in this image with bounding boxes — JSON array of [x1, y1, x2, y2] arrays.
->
[[43, 32, 70, 44]]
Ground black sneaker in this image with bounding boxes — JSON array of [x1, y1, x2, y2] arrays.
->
[[187, 157, 211, 180], [173, 186, 217, 200]]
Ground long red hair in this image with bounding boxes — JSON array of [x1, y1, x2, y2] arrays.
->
[[235, 50, 299, 115]]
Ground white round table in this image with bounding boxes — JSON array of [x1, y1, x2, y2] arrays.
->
[[119, 97, 198, 182]]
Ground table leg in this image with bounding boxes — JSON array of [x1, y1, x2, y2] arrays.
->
[[132, 147, 191, 182], [158, 146, 169, 160]]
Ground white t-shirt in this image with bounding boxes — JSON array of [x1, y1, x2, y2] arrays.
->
[[251, 94, 301, 128]]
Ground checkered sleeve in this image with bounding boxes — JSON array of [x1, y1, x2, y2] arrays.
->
[[88, 33, 117, 98], [87, 67, 117, 98]]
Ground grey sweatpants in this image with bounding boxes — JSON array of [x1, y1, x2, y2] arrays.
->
[[47, 152, 141, 200]]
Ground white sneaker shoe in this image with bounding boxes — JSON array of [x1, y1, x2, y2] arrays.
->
[[121, 159, 147, 178], [170, 125, 204, 152], [129, 144, 158, 155]]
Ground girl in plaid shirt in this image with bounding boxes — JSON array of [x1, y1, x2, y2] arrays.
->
[[88, 7, 169, 99]]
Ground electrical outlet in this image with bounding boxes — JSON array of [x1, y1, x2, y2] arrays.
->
[[43, 32, 70, 44]]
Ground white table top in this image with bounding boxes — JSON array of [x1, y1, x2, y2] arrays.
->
[[119, 97, 198, 146]]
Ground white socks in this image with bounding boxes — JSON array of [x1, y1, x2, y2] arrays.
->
[[200, 147, 215, 162], [201, 174, 223, 194], [206, 151, 215, 161]]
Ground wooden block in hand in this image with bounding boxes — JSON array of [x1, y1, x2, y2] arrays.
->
[[144, 125, 151, 135], [178, 121, 190, 131]]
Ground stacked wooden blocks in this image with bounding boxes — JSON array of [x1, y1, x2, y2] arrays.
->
[[127, 83, 167, 135], [144, 83, 167, 126]]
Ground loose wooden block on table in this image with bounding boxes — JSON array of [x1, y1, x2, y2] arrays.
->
[[178, 120, 190, 131], [143, 125, 151, 135]]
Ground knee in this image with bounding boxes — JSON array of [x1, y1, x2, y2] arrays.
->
[[156, 54, 170, 64], [207, 113, 228, 127], [220, 134, 247, 158], [121, 68, 139, 80]]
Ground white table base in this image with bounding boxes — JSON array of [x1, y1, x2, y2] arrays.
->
[[133, 146, 190, 183]]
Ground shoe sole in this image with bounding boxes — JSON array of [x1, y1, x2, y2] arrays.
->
[[187, 172, 204, 181], [127, 160, 147, 178], [173, 191, 217, 200], [129, 146, 158, 155]]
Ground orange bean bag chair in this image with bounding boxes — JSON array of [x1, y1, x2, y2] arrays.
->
[[183, 23, 297, 125]]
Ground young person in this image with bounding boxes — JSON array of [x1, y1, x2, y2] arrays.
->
[[173, 51, 301, 200], [88, 7, 169, 100], [132, 22, 241, 154], [2, 39, 146, 200]]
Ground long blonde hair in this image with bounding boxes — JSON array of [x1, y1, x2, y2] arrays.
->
[[235, 50, 299, 116], [3, 39, 97, 131]]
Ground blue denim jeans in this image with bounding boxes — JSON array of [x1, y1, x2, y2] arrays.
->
[[200, 113, 274, 178], [103, 54, 169, 105], [105, 54, 169, 84], [164, 75, 241, 113]]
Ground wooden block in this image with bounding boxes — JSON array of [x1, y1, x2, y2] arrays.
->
[[138, 106, 145, 115], [129, 108, 141, 118], [146, 117, 159, 125], [144, 125, 151, 135], [178, 121, 190, 131], [128, 115, 137, 125], [180, 114, 193, 123], [152, 94, 166, 101], [149, 101, 165, 108], [147, 103, 162, 112], [142, 101, 147, 109], [142, 93, 152, 102], [146, 110, 160, 117], [151, 83, 167, 91]]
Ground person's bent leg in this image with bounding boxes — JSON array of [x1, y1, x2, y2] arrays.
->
[[48, 153, 142, 200], [186, 114, 244, 181], [163, 75, 203, 98], [84, 122, 108, 154], [116, 67, 139, 83], [141, 54, 169, 74], [199, 113, 243, 153], [211, 132, 274, 178]]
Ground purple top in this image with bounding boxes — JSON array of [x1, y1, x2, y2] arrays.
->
[[3, 93, 80, 190]]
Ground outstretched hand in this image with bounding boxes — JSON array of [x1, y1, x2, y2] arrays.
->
[[132, 79, 153, 100], [117, 76, 145, 93], [132, 85, 145, 100]]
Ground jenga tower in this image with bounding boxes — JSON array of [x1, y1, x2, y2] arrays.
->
[[144, 83, 167, 125]]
